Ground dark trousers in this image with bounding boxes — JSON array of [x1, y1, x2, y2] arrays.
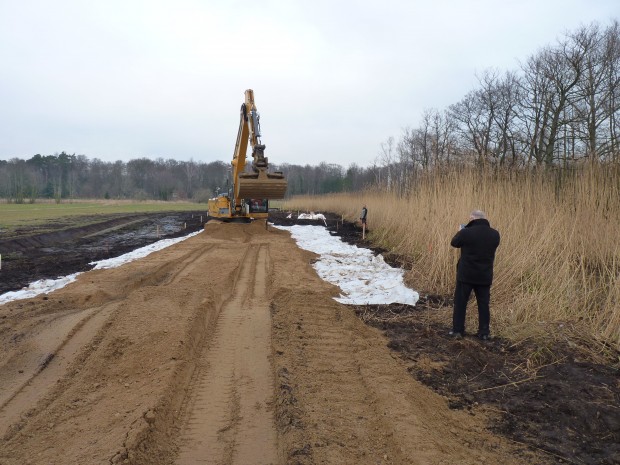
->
[[452, 281, 491, 335]]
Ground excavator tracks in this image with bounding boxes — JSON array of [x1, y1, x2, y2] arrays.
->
[[175, 244, 278, 465], [0, 244, 218, 440]]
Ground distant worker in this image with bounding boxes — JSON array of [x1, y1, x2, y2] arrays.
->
[[449, 210, 500, 340], [360, 205, 368, 239]]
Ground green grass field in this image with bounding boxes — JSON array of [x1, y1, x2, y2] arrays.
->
[[0, 200, 206, 231]]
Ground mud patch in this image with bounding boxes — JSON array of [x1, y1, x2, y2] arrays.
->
[[0, 211, 207, 294]]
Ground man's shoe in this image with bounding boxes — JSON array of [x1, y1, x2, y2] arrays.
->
[[448, 330, 464, 339], [477, 333, 490, 341]]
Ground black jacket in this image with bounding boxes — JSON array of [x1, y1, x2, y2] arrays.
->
[[450, 218, 500, 285]]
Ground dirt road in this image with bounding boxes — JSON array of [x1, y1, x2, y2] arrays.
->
[[0, 221, 539, 464]]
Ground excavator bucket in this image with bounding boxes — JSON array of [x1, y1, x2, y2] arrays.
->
[[237, 169, 287, 199]]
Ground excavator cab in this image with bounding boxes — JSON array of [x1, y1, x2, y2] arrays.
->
[[248, 199, 269, 214]]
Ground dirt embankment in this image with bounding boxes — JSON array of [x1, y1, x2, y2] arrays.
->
[[0, 212, 617, 464]]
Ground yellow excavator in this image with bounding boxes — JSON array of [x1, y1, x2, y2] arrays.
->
[[208, 89, 287, 221]]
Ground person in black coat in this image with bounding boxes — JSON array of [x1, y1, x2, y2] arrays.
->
[[450, 210, 500, 340]]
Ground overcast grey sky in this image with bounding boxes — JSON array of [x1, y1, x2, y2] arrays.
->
[[0, 0, 618, 167]]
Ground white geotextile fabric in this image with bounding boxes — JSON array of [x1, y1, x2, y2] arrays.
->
[[273, 224, 419, 306]]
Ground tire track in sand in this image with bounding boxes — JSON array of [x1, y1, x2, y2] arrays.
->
[[175, 243, 278, 465], [0, 243, 216, 438], [0, 302, 118, 435]]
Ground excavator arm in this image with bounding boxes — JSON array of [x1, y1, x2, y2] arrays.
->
[[232, 89, 287, 209], [208, 89, 286, 221]]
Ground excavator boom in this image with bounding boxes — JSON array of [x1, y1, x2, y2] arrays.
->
[[233, 89, 287, 201]]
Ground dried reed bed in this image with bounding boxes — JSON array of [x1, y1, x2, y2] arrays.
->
[[284, 166, 620, 349]]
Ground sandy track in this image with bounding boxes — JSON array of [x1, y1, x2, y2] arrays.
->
[[175, 244, 278, 465], [0, 221, 539, 465]]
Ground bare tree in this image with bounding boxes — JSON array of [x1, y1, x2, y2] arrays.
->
[[377, 136, 396, 191], [571, 21, 620, 162], [449, 88, 495, 166], [490, 71, 523, 166], [184, 159, 198, 198]]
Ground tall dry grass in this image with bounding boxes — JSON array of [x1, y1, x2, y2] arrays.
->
[[284, 165, 620, 349]]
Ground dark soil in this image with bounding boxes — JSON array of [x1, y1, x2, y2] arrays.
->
[[357, 305, 620, 465], [0, 210, 208, 294], [271, 210, 620, 465]]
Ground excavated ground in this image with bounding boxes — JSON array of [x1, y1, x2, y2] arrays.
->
[[0, 211, 617, 465], [0, 211, 208, 294]]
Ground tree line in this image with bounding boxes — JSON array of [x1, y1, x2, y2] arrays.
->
[[1, 21, 618, 202], [0, 153, 377, 202], [374, 21, 620, 193]]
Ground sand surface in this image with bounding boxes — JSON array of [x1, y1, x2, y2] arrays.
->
[[0, 221, 538, 465]]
